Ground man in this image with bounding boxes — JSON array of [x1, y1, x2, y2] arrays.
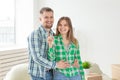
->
[[27, 7, 70, 80]]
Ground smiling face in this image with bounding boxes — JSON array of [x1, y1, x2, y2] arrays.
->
[[57, 20, 69, 36], [40, 11, 54, 29], [56, 17, 78, 46], [56, 17, 74, 40]]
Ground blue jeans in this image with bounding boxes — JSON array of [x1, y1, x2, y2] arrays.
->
[[53, 70, 82, 80], [30, 71, 53, 80]]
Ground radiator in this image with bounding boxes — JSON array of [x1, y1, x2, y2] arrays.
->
[[0, 48, 28, 80]]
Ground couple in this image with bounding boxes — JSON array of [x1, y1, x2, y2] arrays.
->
[[27, 7, 85, 80]]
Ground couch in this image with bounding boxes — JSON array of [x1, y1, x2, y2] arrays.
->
[[4, 63, 30, 80]]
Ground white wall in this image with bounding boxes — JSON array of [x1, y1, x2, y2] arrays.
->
[[34, 0, 120, 78], [16, 0, 33, 46]]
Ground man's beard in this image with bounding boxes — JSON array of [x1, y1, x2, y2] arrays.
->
[[45, 25, 52, 29]]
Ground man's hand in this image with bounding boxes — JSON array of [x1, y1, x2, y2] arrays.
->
[[47, 35, 54, 48], [56, 60, 70, 69], [72, 59, 79, 68]]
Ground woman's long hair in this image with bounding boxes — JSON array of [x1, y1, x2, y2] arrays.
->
[[56, 17, 78, 47]]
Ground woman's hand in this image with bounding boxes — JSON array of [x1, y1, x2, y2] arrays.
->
[[72, 59, 79, 68], [47, 35, 54, 48], [56, 60, 70, 69]]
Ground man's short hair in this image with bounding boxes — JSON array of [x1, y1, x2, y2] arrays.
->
[[40, 7, 54, 14]]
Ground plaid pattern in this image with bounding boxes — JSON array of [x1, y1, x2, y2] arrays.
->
[[27, 25, 55, 79], [48, 35, 85, 80]]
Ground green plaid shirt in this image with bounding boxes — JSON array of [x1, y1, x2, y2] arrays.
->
[[48, 35, 85, 80]]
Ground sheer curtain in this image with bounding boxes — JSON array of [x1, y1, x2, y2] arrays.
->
[[0, 0, 15, 45]]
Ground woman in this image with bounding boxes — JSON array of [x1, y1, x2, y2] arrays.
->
[[47, 17, 85, 80]]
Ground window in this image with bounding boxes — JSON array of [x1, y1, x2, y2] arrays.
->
[[0, 0, 33, 49], [0, 0, 15, 45]]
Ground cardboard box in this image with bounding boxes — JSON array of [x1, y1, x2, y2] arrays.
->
[[112, 64, 120, 80], [86, 73, 102, 80]]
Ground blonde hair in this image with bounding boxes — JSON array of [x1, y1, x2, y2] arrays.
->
[[56, 17, 78, 47]]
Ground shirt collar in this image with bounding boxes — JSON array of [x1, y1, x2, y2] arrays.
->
[[39, 25, 54, 34], [59, 34, 77, 48], [58, 34, 63, 40]]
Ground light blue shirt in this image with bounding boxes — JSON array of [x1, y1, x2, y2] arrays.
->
[[27, 25, 55, 79]]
